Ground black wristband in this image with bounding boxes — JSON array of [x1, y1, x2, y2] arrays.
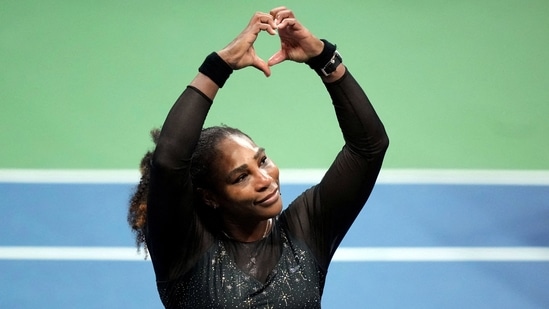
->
[[198, 52, 233, 88], [305, 39, 337, 73]]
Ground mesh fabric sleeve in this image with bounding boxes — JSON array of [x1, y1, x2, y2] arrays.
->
[[283, 69, 389, 269], [146, 86, 215, 281]]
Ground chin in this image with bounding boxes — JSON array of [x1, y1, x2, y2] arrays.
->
[[271, 199, 283, 216]]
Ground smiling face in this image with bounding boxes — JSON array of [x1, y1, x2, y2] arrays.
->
[[208, 134, 282, 225]]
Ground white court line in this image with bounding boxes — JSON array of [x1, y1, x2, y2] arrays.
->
[[0, 246, 146, 261], [1, 246, 548, 262], [332, 247, 549, 262], [0, 169, 140, 184], [1, 169, 549, 185], [1, 170, 547, 263]]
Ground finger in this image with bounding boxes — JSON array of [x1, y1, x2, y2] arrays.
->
[[272, 8, 295, 26], [268, 50, 287, 66], [253, 57, 272, 77], [276, 18, 299, 31], [270, 7, 294, 19], [253, 13, 277, 35], [252, 11, 273, 21], [269, 6, 288, 18], [256, 22, 277, 35]]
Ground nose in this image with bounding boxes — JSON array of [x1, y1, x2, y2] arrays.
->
[[255, 168, 272, 191]]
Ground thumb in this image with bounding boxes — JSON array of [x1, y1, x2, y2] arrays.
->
[[253, 57, 272, 77], [268, 50, 287, 67]]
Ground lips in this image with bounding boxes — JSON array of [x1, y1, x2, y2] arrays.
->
[[255, 188, 280, 206]]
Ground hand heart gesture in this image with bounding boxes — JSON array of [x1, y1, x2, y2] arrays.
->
[[217, 7, 324, 77]]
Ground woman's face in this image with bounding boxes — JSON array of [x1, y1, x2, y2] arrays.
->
[[210, 134, 282, 222]]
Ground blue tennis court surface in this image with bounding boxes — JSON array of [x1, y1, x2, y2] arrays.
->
[[1, 174, 548, 308]]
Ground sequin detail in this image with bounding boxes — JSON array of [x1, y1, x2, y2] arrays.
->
[[157, 229, 325, 308]]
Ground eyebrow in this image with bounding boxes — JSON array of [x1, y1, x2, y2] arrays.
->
[[225, 147, 266, 183], [254, 147, 266, 160]]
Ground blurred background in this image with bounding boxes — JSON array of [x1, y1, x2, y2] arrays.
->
[[2, 0, 548, 170], [1, 0, 548, 308]]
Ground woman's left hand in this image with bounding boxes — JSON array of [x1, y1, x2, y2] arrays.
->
[[267, 7, 324, 66]]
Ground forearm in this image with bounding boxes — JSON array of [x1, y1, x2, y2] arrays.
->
[[310, 68, 388, 264], [325, 68, 389, 159], [153, 81, 214, 169], [151, 54, 230, 167]]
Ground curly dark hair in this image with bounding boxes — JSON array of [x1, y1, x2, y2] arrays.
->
[[127, 128, 160, 256], [127, 125, 252, 254]]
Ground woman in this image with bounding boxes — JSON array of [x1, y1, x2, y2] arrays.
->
[[128, 6, 389, 308]]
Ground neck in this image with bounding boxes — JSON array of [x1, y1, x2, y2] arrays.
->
[[222, 218, 273, 242]]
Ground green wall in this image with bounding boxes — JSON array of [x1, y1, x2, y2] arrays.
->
[[2, 0, 548, 169]]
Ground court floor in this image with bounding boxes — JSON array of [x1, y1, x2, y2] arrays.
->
[[1, 170, 548, 308]]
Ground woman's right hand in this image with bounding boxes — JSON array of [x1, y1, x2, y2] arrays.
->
[[217, 12, 277, 77]]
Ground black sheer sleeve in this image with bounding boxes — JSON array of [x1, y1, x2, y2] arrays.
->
[[283, 69, 389, 269], [146, 86, 215, 281]]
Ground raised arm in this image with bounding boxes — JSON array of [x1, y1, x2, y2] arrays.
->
[[269, 7, 389, 267], [317, 68, 389, 255], [146, 12, 278, 281], [146, 78, 217, 280]]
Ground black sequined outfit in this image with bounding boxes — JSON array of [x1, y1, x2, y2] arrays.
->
[[147, 69, 389, 308], [157, 227, 325, 308]]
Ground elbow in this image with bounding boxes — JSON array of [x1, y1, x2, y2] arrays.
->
[[150, 143, 170, 169], [346, 132, 389, 161], [371, 133, 389, 160], [374, 121, 390, 154], [380, 131, 390, 153], [366, 130, 390, 161], [150, 141, 183, 171]]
